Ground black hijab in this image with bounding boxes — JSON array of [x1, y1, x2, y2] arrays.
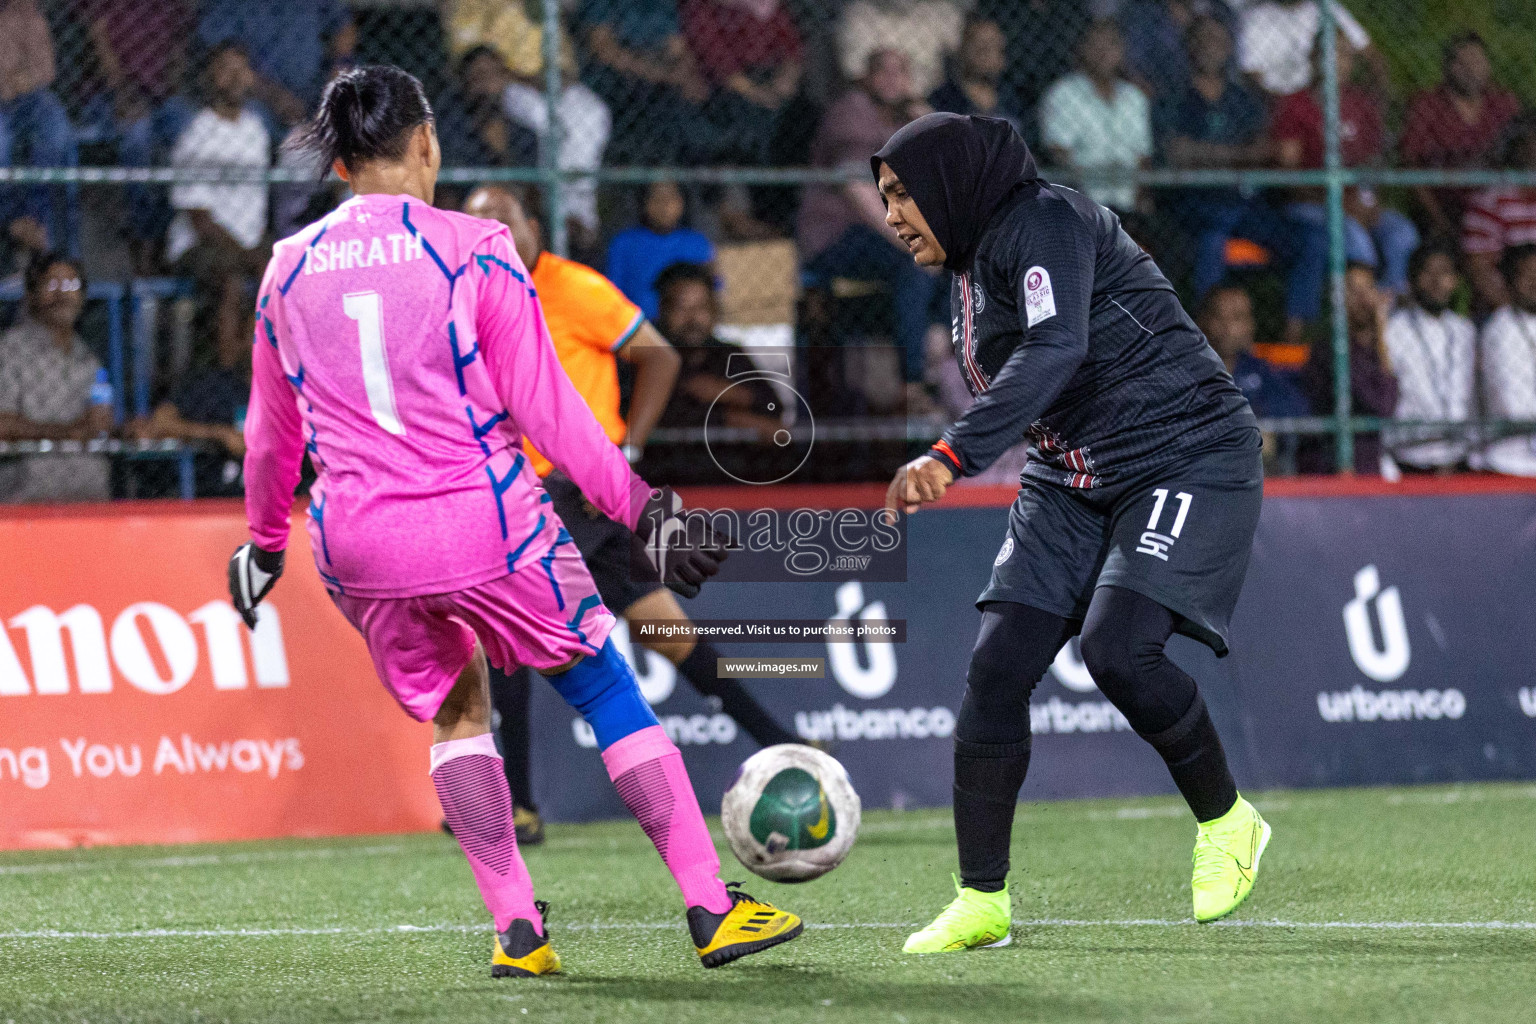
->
[[872, 113, 1038, 272]]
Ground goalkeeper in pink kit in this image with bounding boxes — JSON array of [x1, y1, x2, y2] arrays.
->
[[226, 65, 801, 976]]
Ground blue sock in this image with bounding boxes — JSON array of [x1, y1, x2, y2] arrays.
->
[[543, 639, 659, 750]]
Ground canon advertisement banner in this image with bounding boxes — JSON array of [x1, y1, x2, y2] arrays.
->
[[0, 505, 440, 849]]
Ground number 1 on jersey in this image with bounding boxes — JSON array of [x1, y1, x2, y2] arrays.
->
[[343, 290, 405, 435]]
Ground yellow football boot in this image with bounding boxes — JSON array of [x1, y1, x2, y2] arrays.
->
[[491, 901, 561, 978], [687, 882, 803, 968], [1192, 796, 1272, 923]]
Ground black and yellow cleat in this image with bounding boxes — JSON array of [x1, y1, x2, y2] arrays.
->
[[514, 806, 546, 846], [687, 882, 803, 969], [491, 901, 561, 978]]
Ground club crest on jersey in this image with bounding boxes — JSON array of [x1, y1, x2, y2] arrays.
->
[[971, 280, 986, 315], [1024, 266, 1056, 327], [994, 536, 1014, 566]]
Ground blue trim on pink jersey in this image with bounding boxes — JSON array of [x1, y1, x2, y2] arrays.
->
[[540, 526, 574, 611], [285, 362, 305, 391], [304, 417, 327, 468], [506, 512, 547, 573], [279, 219, 332, 296], [484, 452, 525, 540], [474, 253, 523, 280], [448, 322, 478, 397], [318, 568, 344, 594], [565, 594, 603, 656], [465, 406, 510, 456], [475, 251, 535, 297], [402, 201, 467, 295], [257, 295, 278, 348], [308, 492, 332, 565]]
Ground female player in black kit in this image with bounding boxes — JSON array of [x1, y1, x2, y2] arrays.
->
[[878, 114, 1272, 952]]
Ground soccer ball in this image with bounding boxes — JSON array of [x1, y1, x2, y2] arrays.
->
[[721, 744, 861, 882]]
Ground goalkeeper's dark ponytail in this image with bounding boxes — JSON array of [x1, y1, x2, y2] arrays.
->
[[287, 65, 433, 178]]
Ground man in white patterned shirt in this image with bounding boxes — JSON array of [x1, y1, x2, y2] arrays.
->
[[1479, 243, 1536, 476], [1383, 245, 1475, 470]]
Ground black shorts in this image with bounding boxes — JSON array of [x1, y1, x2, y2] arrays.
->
[[978, 429, 1263, 656], [544, 471, 664, 615]]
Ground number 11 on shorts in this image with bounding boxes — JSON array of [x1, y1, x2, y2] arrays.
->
[[344, 290, 406, 436], [1137, 487, 1192, 561]]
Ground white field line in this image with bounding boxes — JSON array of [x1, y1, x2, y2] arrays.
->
[[2, 784, 1530, 873], [2, 918, 1534, 941], [0, 844, 408, 876]]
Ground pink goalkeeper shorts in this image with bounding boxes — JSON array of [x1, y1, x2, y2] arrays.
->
[[330, 540, 616, 722]]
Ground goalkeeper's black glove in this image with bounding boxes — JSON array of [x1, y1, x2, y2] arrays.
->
[[632, 485, 732, 599], [228, 543, 285, 629]]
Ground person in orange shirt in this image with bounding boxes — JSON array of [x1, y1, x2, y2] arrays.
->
[[461, 185, 800, 843]]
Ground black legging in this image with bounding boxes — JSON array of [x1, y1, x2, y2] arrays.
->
[[953, 587, 1237, 889]]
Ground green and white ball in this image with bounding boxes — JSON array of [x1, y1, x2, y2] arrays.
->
[[721, 744, 861, 882]]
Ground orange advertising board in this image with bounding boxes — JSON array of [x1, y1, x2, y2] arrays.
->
[[0, 501, 439, 849]]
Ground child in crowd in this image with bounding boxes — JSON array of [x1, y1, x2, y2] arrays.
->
[[605, 181, 715, 322]]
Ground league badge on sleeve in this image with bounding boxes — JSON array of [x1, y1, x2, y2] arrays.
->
[[1024, 266, 1056, 327]]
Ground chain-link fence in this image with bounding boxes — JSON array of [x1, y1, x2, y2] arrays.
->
[[2, 0, 1536, 500]]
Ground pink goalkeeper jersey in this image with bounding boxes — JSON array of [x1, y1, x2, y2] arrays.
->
[[244, 192, 651, 598]]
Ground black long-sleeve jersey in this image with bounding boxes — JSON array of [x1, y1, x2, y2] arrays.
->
[[936, 182, 1256, 488]]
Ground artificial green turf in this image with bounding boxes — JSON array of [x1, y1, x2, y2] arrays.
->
[[3, 783, 1534, 1024]]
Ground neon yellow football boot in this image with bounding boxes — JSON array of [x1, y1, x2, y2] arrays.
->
[[902, 877, 1012, 953], [688, 882, 803, 968], [491, 901, 561, 978], [1192, 796, 1271, 923]]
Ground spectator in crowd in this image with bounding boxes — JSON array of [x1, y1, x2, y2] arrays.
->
[[1041, 20, 1152, 215], [1478, 244, 1536, 477], [0, 253, 111, 503], [1301, 262, 1399, 475], [974, 0, 1091, 151], [1274, 39, 1419, 296], [1401, 32, 1520, 241], [436, 46, 539, 172], [1163, 16, 1324, 345], [838, 0, 964, 100], [1237, 0, 1385, 98], [799, 48, 935, 410], [78, 0, 195, 269], [197, 0, 355, 131], [606, 181, 715, 323], [575, 0, 711, 165], [166, 42, 271, 372], [128, 306, 250, 497], [1384, 244, 1476, 471], [445, 0, 566, 81], [1118, 0, 1239, 102], [683, 0, 802, 166], [492, 49, 612, 254], [927, 17, 1021, 132], [0, 0, 79, 262], [1200, 283, 1309, 419], [1462, 116, 1536, 313], [653, 261, 782, 438]]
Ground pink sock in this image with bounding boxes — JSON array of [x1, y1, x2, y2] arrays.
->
[[430, 733, 543, 933], [602, 725, 732, 913]]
